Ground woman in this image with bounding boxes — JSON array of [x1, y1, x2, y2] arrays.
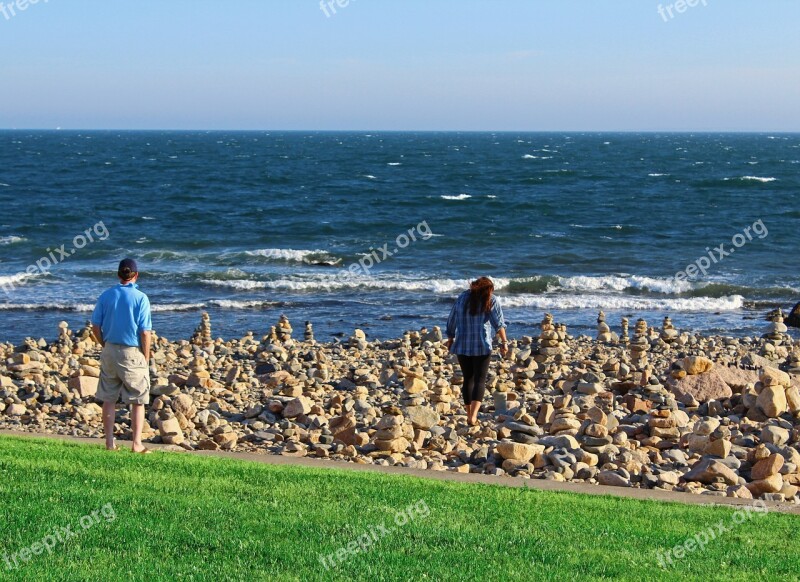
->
[[445, 277, 508, 426]]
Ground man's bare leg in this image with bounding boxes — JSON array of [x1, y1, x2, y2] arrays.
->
[[130, 403, 147, 452], [102, 401, 117, 450]]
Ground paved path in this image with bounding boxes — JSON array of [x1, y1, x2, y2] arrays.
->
[[3, 429, 799, 515]]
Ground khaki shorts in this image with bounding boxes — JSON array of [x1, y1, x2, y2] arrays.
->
[[97, 344, 150, 405]]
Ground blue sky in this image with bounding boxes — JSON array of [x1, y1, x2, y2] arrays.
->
[[1, 0, 798, 131]]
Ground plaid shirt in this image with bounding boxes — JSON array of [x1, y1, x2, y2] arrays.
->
[[446, 291, 506, 356]]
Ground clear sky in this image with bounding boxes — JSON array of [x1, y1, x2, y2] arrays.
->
[[1, 0, 798, 131]]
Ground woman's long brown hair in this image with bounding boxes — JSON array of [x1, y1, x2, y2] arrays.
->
[[466, 277, 494, 315]]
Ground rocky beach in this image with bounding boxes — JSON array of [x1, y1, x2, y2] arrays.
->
[[2, 310, 800, 504]]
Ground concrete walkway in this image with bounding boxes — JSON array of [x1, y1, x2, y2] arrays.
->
[[3, 429, 799, 516]]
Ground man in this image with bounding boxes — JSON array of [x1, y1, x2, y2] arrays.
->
[[91, 258, 152, 453]]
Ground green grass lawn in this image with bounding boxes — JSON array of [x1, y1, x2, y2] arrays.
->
[[1, 435, 799, 581]]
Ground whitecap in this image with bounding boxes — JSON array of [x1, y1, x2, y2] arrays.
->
[[740, 176, 777, 183], [244, 248, 339, 264], [501, 293, 744, 312], [555, 274, 694, 295], [441, 194, 472, 201]]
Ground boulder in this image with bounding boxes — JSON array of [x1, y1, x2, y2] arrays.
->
[[172, 393, 197, 419], [495, 441, 544, 463], [786, 301, 800, 328], [668, 369, 732, 403], [683, 458, 739, 486], [283, 396, 312, 418], [598, 471, 631, 488], [68, 375, 99, 398], [157, 416, 184, 445], [756, 385, 787, 418], [374, 437, 410, 453], [329, 415, 358, 445], [683, 356, 714, 375], [405, 406, 440, 430], [403, 377, 427, 394], [751, 453, 784, 481], [213, 431, 238, 450], [746, 474, 784, 497], [787, 386, 800, 415], [714, 366, 759, 391], [760, 368, 791, 388], [6, 403, 27, 416]]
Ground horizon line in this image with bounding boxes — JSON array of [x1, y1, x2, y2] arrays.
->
[[1, 128, 799, 134]]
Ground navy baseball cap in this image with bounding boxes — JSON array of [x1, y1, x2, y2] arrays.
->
[[117, 258, 138, 276]]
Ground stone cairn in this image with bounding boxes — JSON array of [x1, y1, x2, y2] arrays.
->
[[630, 318, 649, 369], [764, 309, 790, 345], [372, 409, 413, 454], [430, 376, 453, 414], [538, 313, 564, 358], [550, 394, 581, 436], [191, 312, 213, 349], [422, 326, 443, 344], [55, 321, 73, 356], [400, 368, 427, 408], [581, 405, 614, 453], [304, 321, 315, 343], [350, 329, 367, 350], [660, 316, 678, 345], [620, 317, 630, 345], [186, 357, 212, 388], [276, 315, 293, 343], [596, 311, 615, 343]]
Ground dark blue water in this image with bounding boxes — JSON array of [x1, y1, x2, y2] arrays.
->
[[1, 131, 798, 344]]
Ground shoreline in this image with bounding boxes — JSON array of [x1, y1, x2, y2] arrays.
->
[[2, 310, 800, 506]]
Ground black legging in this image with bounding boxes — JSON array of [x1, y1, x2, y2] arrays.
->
[[457, 354, 491, 405]]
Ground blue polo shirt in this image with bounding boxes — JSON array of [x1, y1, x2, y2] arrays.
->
[[91, 283, 152, 347]]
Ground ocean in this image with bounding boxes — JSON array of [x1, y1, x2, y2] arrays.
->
[[0, 131, 798, 344]]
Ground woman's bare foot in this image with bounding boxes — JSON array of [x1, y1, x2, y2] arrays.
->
[[132, 444, 150, 454]]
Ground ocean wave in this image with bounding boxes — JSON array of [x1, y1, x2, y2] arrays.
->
[[0, 302, 95, 312], [207, 299, 280, 309], [555, 274, 694, 295], [201, 275, 509, 294], [441, 194, 472, 201], [500, 293, 745, 312], [387, 162, 402, 166], [0, 301, 276, 313], [140, 249, 201, 262], [0, 236, 25, 245], [648, 173, 668, 177], [725, 176, 777, 183], [507, 274, 693, 295], [741, 176, 777, 182], [244, 248, 341, 265], [0, 272, 39, 288]]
